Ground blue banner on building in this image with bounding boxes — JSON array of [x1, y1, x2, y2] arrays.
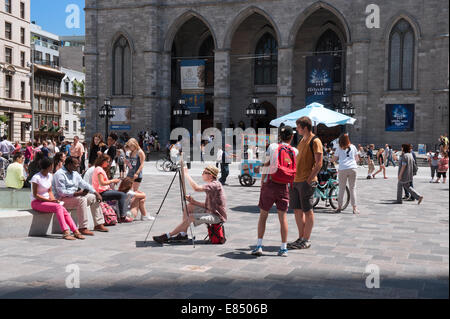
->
[[385, 104, 415, 132], [181, 93, 205, 113], [305, 55, 334, 108], [180, 60, 205, 113]]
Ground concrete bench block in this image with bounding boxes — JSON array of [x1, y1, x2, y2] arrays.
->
[[0, 210, 52, 238], [0, 188, 30, 210]]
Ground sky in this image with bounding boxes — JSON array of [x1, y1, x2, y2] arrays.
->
[[31, 0, 85, 36]]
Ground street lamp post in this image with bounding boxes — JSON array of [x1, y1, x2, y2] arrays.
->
[[337, 94, 355, 133], [338, 94, 355, 117], [173, 99, 191, 120], [245, 97, 266, 128], [98, 99, 116, 140]]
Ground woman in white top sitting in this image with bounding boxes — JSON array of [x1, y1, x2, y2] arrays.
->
[[332, 134, 360, 215], [30, 157, 85, 240]]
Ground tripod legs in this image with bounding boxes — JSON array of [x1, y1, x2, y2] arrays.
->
[[144, 169, 179, 244], [143, 167, 196, 248]]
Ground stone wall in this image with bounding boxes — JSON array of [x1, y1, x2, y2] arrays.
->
[[85, 0, 449, 148]]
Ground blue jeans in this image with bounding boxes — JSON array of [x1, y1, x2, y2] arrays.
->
[[100, 190, 128, 217], [386, 156, 396, 167], [219, 164, 229, 184]]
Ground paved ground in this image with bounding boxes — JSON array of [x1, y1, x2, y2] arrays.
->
[[0, 161, 448, 299]]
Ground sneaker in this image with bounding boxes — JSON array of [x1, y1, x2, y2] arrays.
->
[[278, 249, 288, 257], [251, 246, 263, 256], [141, 215, 155, 221], [153, 233, 170, 244], [298, 240, 312, 250], [287, 238, 304, 250], [170, 233, 189, 242]]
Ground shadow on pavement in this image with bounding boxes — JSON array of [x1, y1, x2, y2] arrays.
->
[[135, 240, 210, 248]]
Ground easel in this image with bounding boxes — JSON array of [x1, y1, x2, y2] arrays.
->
[[144, 159, 196, 247]]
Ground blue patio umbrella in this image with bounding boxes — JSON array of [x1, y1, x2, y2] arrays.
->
[[270, 102, 356, 128]]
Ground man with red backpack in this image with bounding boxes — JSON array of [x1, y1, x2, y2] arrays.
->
[[251, 126, 298, 257]]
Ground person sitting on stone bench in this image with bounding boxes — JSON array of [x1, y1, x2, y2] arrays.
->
[[5, 152, 26, 190], [92, 154, 132, 223], [30, 157, 85, 241], [153, 165, 227, 244], [52, 156, 109, 236]]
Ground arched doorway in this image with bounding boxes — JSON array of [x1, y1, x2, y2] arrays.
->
[[256, 101, 277, 129], [169, 15, 215, 133], [229, 11, 280, 130], [292, 8, 349, 142]]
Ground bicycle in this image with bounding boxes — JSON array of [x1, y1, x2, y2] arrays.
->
[[312, 168, 350, 210], [156, 156, 177, 172]]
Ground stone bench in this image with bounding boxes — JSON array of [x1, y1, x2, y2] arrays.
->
[[1, 188, 95, 239], [0, 208, 96, 239]]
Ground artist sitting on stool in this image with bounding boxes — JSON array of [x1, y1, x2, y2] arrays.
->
[[153, 165, 227, 244]]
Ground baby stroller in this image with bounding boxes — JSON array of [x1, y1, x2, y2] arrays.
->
[[238, 159, 262, 187]]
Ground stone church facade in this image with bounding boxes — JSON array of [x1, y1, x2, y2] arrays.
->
[[85, 0, 449, 148]]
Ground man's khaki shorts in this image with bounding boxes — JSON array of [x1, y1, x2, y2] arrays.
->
[[192, 206, 221, 227]]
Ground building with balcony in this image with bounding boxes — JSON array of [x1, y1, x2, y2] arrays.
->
[[61, 67, 85, 142], [31, 22, 65, 142], [0, 0, 31, 142]]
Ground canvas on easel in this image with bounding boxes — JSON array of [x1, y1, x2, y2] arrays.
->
[[179, 158, 187, 198]]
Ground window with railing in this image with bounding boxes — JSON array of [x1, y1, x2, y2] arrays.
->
[[48, 81, 53, 94], [34, 78, 40, 91], [5, 47, 12, 64], [5, 22, 12, 40], [5, 0, 11, 13], [5, 75, 12, 98], [21, 28, 25, 44], [21, 51, 25, 67], [20, 2, 25, 19]]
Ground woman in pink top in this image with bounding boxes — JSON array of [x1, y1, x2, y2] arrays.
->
[[435, 152, 449, 184], [93, 154, 132, 223], [30, 157, 84, 240]]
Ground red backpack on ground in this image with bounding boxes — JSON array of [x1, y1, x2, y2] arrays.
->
[[270, 144, 297, 184], [100, 202, 118, 226], [206, 223, 226, 245]]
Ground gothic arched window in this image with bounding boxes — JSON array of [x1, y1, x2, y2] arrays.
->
[[254, 33, 278, 85], [113, 36, 132, 95], [315, 29, 343, 84], [389, 19, 415, 90]]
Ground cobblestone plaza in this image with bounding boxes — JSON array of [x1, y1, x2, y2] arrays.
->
[[0, 162, 448, 299]]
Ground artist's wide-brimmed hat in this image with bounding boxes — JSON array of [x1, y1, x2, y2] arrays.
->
[[204, 165, 219, 179]]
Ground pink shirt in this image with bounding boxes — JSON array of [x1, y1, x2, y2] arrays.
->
[[92, 167, 110, 193], [71, 142, 84, 158]]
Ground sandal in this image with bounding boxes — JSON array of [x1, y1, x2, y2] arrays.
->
[[73, 231, 85, 240], [353, 208, 360, 215], [63, 231, 76, 241], [334, 208, 342, 214]]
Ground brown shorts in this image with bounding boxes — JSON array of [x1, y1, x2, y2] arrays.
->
[[258, 180, 290, 212], [289, 182, 315, 212]]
